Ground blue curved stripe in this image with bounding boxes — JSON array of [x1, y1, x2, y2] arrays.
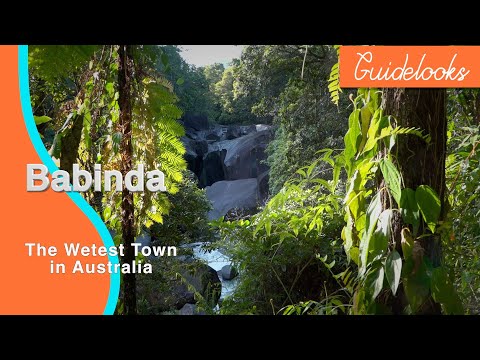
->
[[18, 45, 120, 315]]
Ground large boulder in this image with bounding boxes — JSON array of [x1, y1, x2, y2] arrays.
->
[[240, 125, 257, 135], [255, 124, 271, 132], [136, 277, 195, 313], [257, 171, 270, 200], [179, 303, 205, 315], [182, 137, 200, 174], [136, 258, 221, 313], [179, 260, 222, 308], [183, 113, 209, 131], [206, 133, 220, 142], [206, 178, 260, 220], [226, 125, 241, 140], [182, 136, 209, 176], [223, 130, 273, 180], [221, 265, 238, 280], [199, 150, 227, 187]]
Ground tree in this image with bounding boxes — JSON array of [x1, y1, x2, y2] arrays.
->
[[381, 89, 447, 314], [118, 45, 136, 315], [30, 45, 187, 314], [28, 45, 99, 178], [203, 63, 225, 89], [232, 45, 348, 193]]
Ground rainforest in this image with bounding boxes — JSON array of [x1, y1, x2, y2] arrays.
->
[[29, 45, 480, 315]]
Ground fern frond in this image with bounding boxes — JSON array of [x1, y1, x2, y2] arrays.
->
[[328, 45, 342, 106], [159, 132, 186, 155], [156, 118, 186, 137], [157, 76, 174, 93], [160, 151, 187, 168], [378, 126, 431, 144], [160, 159, 184, 183], [146, 210, 164, 224]]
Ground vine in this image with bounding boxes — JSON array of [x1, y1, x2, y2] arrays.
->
[[331, 85, 463, 314]]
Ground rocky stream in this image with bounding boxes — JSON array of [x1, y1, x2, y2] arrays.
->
[[137, 115, 273, 314]]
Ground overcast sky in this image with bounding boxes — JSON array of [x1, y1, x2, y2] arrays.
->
[[179, 45, 244, 67]]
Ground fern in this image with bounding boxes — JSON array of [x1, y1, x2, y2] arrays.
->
[[157, 76, 174, 93], [328, 45, 342, 106], [156, 119, 186, 137], [159, 132, 186, 155], [29, 45, 99, 84]]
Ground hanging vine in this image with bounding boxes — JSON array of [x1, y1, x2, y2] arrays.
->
[[329, 76, 463, 314]]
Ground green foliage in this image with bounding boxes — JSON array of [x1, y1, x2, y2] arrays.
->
[[327, 45, 342, 105], [385, 250, 402, 295], [156, 46, 221, 122], [30, 45, 187, 238], [150, 171, 213, 247], [29, 45, 99, 84], [415, 185, 441, 233], [30, 45, 479, 315], [443, 89, 480, 314], [213, 153, 347, 314], [400, 188, 420, 235], [33, 115, 52, 125], [379, 158, 402, 205], [338, 87, 463, 314], [244, 45, 350, 194]]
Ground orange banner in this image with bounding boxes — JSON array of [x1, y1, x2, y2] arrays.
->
[[340, 46, 480, 88], [0, 46, 111, 314]]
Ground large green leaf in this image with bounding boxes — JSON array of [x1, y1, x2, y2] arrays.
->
[[103, 207, 112, 221], [415, 185, 441, 233], [377, 209, 393, 239], [362, 114, 389, 154], [400, 188, 420, 235], [379, 158, 402, 205], [431, 267, 463, 315], [34, 115, 52, 125], [357, 105, 372, 154], [368, 230, 388, 264], [366, 209, 392, 263], [344, 109, 361, 176], [360, 193, 382, 268], [385, 250, 402, 295], [366, 267, 385, 301]]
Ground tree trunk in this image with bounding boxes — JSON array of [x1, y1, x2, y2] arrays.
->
[[59, 113, 84, 178], [118, 44, 136, 315], [382, 88, 447, 315]]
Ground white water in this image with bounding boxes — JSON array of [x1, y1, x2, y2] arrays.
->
[[185, 242, 239, 299]]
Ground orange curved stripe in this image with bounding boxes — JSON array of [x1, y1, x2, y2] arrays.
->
[[0, 45, 110, 314]]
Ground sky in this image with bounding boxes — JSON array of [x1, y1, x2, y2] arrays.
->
[[179, 45, 244, 67]]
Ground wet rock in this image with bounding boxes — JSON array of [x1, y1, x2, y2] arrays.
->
[[199, 150, 227, 187], [183, 113, 209, 131], [179, 261, 222, 308], [206, 178, 260, 220], [226, 125, 242, 140], [206, 133, 220, 141], [222, 130, 273, 180], [221, 265, 238, 280], [179, 303, 205, 315], [137, 258, 221, 313], [257, 171, 270, 200]]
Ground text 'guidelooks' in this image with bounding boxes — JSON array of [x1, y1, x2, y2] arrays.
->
[[26, 164, 166, 192], [339, 46, 480, 88]]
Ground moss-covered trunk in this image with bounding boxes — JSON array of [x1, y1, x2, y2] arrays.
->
[[118, 44, 136, 315], [382, 88, 447, 314], [59, 113, 83, 178]]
